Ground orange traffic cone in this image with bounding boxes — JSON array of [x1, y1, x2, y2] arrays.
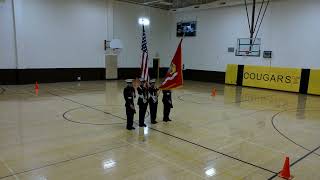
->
[[35, 81, 39, 90], [278, 157, 293, 180], [211, 88, 217, 97]]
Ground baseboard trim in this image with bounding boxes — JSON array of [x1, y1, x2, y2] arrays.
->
[[0, 68, 226, 85], [0, 68, 105, 85], [118, 67, 168, 80], [184, 69, 226, 84]]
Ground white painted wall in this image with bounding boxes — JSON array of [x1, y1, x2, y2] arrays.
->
[[172, 0, 320, 72], [13, 0, 108, 69], [113, 1, 173, 68], [3, 0, 318, 71], [0, 0, 172, 69], [0, 0, 16, 69]]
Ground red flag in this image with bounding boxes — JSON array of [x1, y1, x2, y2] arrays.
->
[[159, 39, 183, 90]]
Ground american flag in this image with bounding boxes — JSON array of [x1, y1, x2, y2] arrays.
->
[[140, 25, 149, 81]]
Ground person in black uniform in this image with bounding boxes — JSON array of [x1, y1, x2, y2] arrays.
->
[[162, 90, 173, 122], [137, 78, 148, 127], [123, 79, 136, 130], [148, 79, 159, 124]]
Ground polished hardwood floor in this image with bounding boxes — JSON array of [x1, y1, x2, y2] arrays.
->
[[0, 80, 319, 180]]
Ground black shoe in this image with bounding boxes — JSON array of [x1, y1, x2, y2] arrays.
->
[[167, 119, 172, 121], [151, 121, 158, 124], [139, 124, 147, 127], [127, 127, 135, 130], [163, 119, 168, 122]]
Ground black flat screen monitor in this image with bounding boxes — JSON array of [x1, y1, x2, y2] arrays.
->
[[177, 21, 197, 37]]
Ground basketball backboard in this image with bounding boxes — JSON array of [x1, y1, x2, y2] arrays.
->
[[235, 38, 261, 57]]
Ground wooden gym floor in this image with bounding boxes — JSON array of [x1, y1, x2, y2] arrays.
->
[[0, 80, 319, 180]]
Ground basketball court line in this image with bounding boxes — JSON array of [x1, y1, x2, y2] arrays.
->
[[271, 109, 320, 157], [62, 106, 126, 126], [0, 145, 128, 179], [50, 87, 106, 93], [2, 88, 35, 96], [0, 87, 5, 95], [47, 90, 278, 175], [177, 92, 274, 105], [63, 103, 291, 158], [147, 124, 277, 174], [62, 105, 150, 126], [178, 93, 320, 156], [0, 159, 20, 180], [4, 87, 318, 178], [268, 144, 320, 180], [47, 91, 126, 121], [17, 88, 320, 177], [121, 140, 208, 179]]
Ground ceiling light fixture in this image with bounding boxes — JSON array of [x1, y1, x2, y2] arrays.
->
[[138, 17, 150, 26]]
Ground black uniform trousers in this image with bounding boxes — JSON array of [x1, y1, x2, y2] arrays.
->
[[126, 108, 134, 129], [149, 102, 158, 122], [163, 103, 172, 121], [139, 103, 148, 126]]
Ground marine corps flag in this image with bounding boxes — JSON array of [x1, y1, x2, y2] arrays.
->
[[159, 39, 183, 90]]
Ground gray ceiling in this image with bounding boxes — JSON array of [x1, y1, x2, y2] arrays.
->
[[116, 0, 219, 10]]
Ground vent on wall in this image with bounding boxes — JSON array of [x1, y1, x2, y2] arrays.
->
[[143, 0, 173, 6], [228, 47, 235, 53], [263, 51, 272, 58]]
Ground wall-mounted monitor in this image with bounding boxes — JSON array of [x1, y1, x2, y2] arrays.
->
[[177, 21, 197, 37]]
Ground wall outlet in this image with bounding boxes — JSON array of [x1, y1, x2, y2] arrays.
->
[[77, 76, 81, 81]]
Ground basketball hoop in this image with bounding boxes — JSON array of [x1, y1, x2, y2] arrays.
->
[[235, 38, 261, 57]]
